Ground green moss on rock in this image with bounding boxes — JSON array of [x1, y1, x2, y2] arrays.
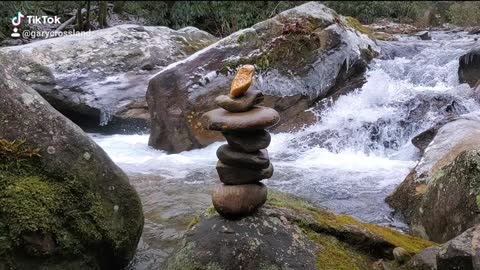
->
[[266, 191, 435, 263], [313, 234, 371, 270], [343, 16, 396, 41], [0, 138, 132, 267]]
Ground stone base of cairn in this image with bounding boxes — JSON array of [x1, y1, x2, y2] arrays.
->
[[201, 65, 280, 219]]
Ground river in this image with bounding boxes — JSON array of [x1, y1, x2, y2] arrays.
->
[[91, 31, 480, 269]]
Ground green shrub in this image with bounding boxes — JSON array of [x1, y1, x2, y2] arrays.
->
[[448, 1, 480, 26]]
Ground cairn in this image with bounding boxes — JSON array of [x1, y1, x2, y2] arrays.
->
[[201, 65, 280, 218]]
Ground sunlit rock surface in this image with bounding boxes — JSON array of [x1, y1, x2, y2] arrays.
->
[[147, 2, 379, 153], [0, 25, 217, 133]]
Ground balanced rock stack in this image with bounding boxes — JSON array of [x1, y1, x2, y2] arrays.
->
[[201, 65, 280, 218]]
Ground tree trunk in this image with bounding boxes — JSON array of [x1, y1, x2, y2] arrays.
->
[[84, 1, 91, 31], [76, 3, 84, 30], [98, 1, 108, 28]]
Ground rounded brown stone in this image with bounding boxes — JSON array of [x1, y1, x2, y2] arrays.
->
[[215, 90, 264, 113], [222, 130, 271, 152], [212, 183, 267, 218], [216, 144, 270, 169], [201, 106, 280, 131], [216, 160, 273, 185], [230, 65, 255, 98]]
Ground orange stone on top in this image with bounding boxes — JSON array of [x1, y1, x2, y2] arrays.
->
[[230, 65, 255, 98]]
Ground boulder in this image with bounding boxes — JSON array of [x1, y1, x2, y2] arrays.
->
[[147, 2, 379, 153], [468, 27, 480, 35], [401, 247, 440, 270], [0, 65, 144, 269], [167, 191, 434, 270], [459, 48, 480, 88], [411, 116, 456, 154], [0, 25, 217, 133], [415, 31, 432, 40], [387, 112, 480, 242], [403, 225, 480, 270]]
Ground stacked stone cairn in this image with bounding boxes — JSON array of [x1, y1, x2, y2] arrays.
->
[[200, 65, 280, 218]]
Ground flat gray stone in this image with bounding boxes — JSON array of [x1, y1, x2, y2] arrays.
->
[[201, 106, 280, 131]]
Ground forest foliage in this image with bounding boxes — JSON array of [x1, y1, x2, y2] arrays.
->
[[1, 1, 479, 43]]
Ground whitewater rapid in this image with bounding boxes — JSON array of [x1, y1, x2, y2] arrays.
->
[[92, 31, 480, 230]]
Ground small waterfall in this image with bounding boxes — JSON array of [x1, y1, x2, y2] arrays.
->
[[99, 108, 113, 126], [92, 31, 480, 228]]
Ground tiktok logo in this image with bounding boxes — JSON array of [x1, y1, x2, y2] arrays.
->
[[11, 11, 25, 38]]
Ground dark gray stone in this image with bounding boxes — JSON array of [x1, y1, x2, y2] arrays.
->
[[216, 144, 269, 169], [223, 130, 271, 152], [216, 161, 273, 185], [436, 225, 480, 270]]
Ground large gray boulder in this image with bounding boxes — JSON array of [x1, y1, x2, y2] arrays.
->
[[0, 24, 217, 133], [388, 112, 480, 242], [167, 191, 434, 270], [0, 65, 144, 269], [147, 2, 379, 153]]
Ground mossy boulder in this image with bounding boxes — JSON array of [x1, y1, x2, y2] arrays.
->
[[388, 113, 480, 242], [167, 191, 434, 270], [0, 66, 144, 269], [0, 25, 217, 134], [147, 2, 379, 153]]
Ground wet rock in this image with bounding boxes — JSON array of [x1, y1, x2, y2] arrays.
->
[[436, 225, 480, 270], [393, 247, 411, 264], [216, 161, 273, 185], [0, 25, 217, 133], [468, 27, 480, 35], [216, 144, 270, 169], [401, 246, 440, 270], [415, 31, 432, 40], [388, 112, 480, 242], [474, 81, 480, 103], [147, 2, 378, 153], [201, 106, 280, 131], [459, 48, 480, 87], [168, 191, 434, 270], [215, 90, 264, 112], [411, 116, 457, 154], [230, 64, 255, 98], [211, 183, 267, 218], [223, 130, 271, 152], [0, 66, 143, 269]]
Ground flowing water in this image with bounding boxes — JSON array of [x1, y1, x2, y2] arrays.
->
[[91, 31, 480, 269]]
